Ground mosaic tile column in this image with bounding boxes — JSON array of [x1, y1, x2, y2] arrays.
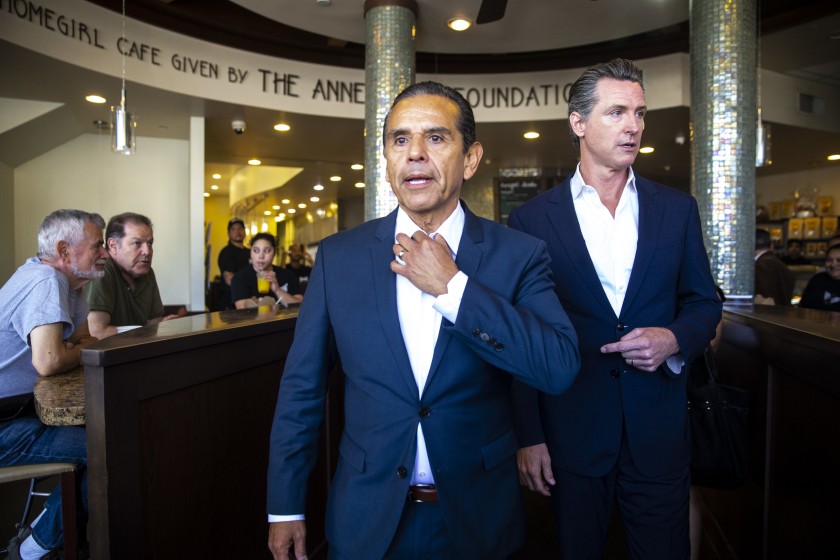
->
[[690, 0, 757, 300], [363, 0, 417, 221]]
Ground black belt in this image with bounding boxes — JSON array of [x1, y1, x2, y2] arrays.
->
[[408, 484, 438, 503]]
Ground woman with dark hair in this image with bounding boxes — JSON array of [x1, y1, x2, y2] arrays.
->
[[799, 244, 840, 311], [231, 233, 303, 309]]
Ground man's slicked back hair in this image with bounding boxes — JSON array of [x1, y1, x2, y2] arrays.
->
[[567, 58, 645, 149]]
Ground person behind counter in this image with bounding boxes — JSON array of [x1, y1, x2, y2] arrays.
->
[[754, 228, 794, 306], [217, 218, 251, 310], [799, 243, 840, 311], [231, 233, 302, 309], [83, 212, 181, 338], [0, 209, 108, 560], [282, 243, 313, 294]]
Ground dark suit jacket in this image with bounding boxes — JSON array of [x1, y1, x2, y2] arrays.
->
[[755, 251, 794, 306], [267, 202, 580, 559], [508, 175, 721, 479]]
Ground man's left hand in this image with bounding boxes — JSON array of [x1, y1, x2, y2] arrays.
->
[[600, 327, 679, 372], [391, 231, 458, 296]]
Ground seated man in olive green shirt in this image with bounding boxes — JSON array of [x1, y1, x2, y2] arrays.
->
[[83, 213, 179, 338]]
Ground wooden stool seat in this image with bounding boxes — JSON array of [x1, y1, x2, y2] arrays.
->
[[0, 463, 78, 560], [0, 463, 77, 483]]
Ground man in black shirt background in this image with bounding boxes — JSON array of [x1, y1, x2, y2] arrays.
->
[[216, 218, 250, 310]]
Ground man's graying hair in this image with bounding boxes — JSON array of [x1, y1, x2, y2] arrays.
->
[[37, 209, 105, 259], [567, 58, 645, 149], [105, 212, 153, 244], [383, 81, 477, 154]]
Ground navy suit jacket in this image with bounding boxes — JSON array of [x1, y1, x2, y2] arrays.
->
[[508, 174, 721, 479], [267, 202, 580, 559]]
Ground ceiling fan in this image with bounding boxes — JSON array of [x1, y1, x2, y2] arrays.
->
[[476, 0, 508, 24]]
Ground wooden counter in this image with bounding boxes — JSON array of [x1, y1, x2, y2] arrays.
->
[[703, 304, 840, 559], [81, 306, 342, 560]]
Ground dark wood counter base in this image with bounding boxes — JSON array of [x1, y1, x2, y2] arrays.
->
[[82, 307, 341, 560]]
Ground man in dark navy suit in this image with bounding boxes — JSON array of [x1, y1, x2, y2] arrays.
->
[[267, 82, 580, 560], [509, 59, 721, 559]]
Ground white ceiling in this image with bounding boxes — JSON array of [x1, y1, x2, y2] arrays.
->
[[232, 0, 690, 54]]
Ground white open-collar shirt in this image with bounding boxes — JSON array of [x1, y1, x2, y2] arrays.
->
[[570, 164, 639, 317]]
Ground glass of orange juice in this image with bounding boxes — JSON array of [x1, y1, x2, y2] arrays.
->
[[256, 272, 270, 294]]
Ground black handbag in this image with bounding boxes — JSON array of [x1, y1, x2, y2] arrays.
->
[[686, 347, 750, 489]]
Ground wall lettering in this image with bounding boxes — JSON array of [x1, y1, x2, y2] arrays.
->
[[258, 70, 300, 96], [311, 79, 365, 104], [171, 54, 218, 79], [7, 0, 674, 121], [117, 37, 161, 66], [1, 0, 104, 48]]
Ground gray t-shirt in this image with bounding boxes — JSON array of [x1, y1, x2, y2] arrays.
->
[[0, 257, 89, 399]]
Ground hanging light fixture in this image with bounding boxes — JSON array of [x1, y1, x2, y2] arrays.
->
[[111, 0, 136, 155]]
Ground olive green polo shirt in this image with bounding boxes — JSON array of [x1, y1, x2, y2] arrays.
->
[[83, 258, 164, 326]]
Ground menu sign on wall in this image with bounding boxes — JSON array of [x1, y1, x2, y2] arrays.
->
[[497, 178, 550, 223]]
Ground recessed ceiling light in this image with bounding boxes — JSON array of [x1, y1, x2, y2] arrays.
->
[[272, 204, 280, 210], [639, 146, 655, 154], [330, 176, 341, 182], [314, 184, 325, 191], [288, 208, 296, 214], [203, 192, 210, 198], [210, 185, 219, 190], [212, 173, 221, 179], [298, 203, 307, 208], [274, 216, 282, 222], [85, 95, 106, 104], [351, 163, 364, 170], [828, 154, 840, 161], [274, 123, 291, 132], [523, 131, 540, 139], [248, 158, 261, 165], [447, 18, 472, 31], [355, 182, 365, 188], [264, 210, 272, 216], [281, 199, 290, 204], [310, 196, 320, 202]]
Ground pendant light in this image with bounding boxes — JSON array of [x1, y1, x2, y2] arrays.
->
[[111, 0, 136, 155]]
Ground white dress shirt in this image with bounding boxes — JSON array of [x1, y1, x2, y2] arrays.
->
[[571, 165, 683, 373], [395, 204, 468, 485], [570, 165, 639, 317]]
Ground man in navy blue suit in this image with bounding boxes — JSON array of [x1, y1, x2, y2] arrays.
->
[[266, 82, 580, 560], [509, 59, 721, 559]]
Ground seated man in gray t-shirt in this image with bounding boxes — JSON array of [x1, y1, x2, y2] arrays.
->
[[0, 209, 108, 559]]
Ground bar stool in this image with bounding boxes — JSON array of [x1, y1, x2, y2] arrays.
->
[[0, 463, 78, 560]]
